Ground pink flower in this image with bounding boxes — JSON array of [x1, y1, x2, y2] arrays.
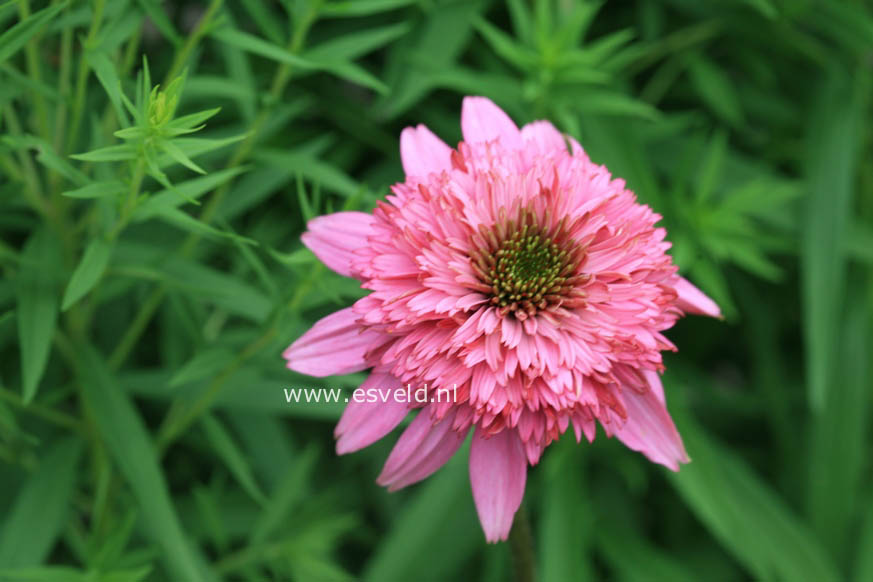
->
[[284, 97, 721, 542]]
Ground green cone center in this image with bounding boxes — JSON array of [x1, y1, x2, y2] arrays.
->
[[492, 227, 565, 307]]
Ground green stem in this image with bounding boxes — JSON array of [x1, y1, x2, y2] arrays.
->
[[0, 387, 84, 434], [108, 158, 146, 240], [163, 0, 224, 85], [65, 0, 106, 155], [509, 504, 537, 582], [52, 2, 74, 167], [18, 0, 51, 141], [155, 324, 277, 454]]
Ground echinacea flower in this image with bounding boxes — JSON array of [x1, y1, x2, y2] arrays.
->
[[284, 97, 721, 542]]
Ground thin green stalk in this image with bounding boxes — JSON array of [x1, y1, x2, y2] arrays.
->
[[52, 2, 74, 166], [0, 387, 84, 434], [18, 0, 51, 141], [155, 323, 277, 454], [3, 105, 48, 214], [509, 505, 537, 582], [107, 286, 166, 369], [163, 0, 223, 85], [65, 0, 106, 155], [108, 158, 146, 240]]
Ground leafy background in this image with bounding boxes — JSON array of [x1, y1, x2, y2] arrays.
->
[[0, 0, 871, 580]]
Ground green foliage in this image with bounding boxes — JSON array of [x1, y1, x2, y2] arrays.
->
[[0, 0, 871, 580]]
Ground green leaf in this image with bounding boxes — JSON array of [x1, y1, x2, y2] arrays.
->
[[169, 348, 235, 387], [134, 166, 248, 218], [144, 206, 256, 245], [686, 52, 743, 126], [211, 27, 315, 68], [596, 524, 700, 582], [0, 439, 83, 567], [213, 26, 389, 93], [70, 144, 138, 162], [670, 412, 841, 582], [2, 135, 89, 186], [16, 228, 60, 403], [201, 413, 267, 505], [237, 0, 285, 45], [802, 71, 866, 411], [254, 149, 360, 197], [135, 0, 181, 46], [62, 181, 127, 199], [303, 22, 411, 62], [166, 107, 221, 132], [87, 50, 130, 127], [474, 17, 537, 70], [0, 1, 67, 66], [156, 134, 248, 167], [62, 237, 113, 311], [160, 139, 206, 174], [249, 445, 318, 544], [696, 130, 728, 202], [807, 291, 871, 562], [74, 346, 216, 581], [363, 449, 480, 582], [538, 439, 595, 582], [856, 502, 873, 582], [319, 0, 418, 17]]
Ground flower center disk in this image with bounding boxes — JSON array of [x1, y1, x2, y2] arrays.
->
[[470, 208, 588, 318]]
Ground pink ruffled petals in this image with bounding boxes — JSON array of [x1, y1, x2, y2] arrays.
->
[[469, 427, 527, 543]]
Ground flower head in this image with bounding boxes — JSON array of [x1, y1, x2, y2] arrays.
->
[[284, 97, 721, 542]]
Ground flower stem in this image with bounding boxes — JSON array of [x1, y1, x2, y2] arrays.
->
[[509, 504, 537, 582]]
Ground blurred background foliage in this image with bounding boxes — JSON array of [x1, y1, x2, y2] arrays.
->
[[0, 0, 871, 580]]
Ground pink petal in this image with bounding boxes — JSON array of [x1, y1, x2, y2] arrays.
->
[[283, 307, 384, 377], [613, 385, 689, 471], [335, 369, 409, 454], [400, 124, 452, 178], [377, 408, 466, 491], [461, 97, 522, 149], [642, 368, 665, 404], [674, 276, 721, 318], [520, 120, 568, 155], [301, 211, 374, 278], [469, 427, 527, 543]]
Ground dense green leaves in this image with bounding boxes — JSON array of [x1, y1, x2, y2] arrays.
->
[[75, 346, 216, 581]]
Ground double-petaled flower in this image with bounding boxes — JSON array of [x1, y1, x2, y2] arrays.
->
[[284, 97, 720, 542]]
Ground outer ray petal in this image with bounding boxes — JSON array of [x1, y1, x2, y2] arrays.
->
[[461, 96, 522, 149], [674, 276, 722, 318], [377, 408, 466, 491], [400, 124, 452, 178], [335, 369, 409, 454], [520, 120, 568, 155], [613, 379, 689, 471], [469, 427, 527, 543], [301, 211, 374, 278], [283, 307, 385, 377]]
